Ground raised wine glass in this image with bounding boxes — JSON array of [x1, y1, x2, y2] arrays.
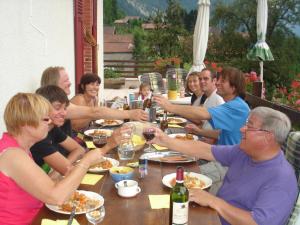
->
[[142, 126, 156, 153], [86, 205, 105, 225], [93, 134, 107, 148]]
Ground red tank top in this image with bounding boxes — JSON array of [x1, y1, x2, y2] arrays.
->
[[0, 133, 43, 225]]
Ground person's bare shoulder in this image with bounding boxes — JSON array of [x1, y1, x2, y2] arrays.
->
[[70, 94, 85, 105]]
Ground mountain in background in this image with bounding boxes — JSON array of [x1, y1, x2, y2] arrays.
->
[[116, 0, 198, 17], [116, 0, 300, 36]]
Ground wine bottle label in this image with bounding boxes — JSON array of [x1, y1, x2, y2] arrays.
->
[[172, 202, 188, 225]]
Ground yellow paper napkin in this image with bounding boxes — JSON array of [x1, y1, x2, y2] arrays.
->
[[85, 141, 96, 149], [77, 133, 84, 140], [148, 195, 170, 209], [168, 124, 183, 128], [41, 219, 80, 225], [81, 173, 103, 185], [153, 144, 168, 151]]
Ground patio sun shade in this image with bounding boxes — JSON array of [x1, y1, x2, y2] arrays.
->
[[189, 0, 210, 74], [247, 0, 274, 82]]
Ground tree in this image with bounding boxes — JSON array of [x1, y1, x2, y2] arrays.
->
[[145, 1, 189, 59], [103, 0, 124, 25], [210, 0, 300, 98]]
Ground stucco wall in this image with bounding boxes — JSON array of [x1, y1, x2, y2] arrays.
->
[[0, 0, 75, 133]]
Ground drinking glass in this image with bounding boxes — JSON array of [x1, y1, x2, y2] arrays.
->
[[142, 127, 156, 152], [86, 205, 105, 225], [117, 123, 135, 160], [93, 134, 107, 148]]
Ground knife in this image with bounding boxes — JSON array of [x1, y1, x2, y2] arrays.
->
[[67, 205, 76, 225]]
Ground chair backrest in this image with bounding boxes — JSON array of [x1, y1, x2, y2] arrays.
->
[[284, 132, 300, 180], [287, 192, 300, 225], [284, 132, 300, 225], [139, 72, 165, 94]]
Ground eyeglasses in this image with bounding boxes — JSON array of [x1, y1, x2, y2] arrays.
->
[[244, 123, 270, 133], [42, 117, 51, 122]]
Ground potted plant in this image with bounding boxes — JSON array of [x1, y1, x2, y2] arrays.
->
[[104, 68, 125, 89]]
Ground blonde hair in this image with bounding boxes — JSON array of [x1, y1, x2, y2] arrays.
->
[[41, 66, 65, 87], [4, 93, 51, 136]]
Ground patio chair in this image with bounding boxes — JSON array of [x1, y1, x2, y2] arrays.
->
[[283, 132, 300, 225], [283, 132, 300, 180], [138, 72, 165, 94]]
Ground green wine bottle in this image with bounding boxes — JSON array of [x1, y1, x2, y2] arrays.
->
[[169, 166, 189, 225]]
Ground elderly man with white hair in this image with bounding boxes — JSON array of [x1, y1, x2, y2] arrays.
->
[[150, 107, 298, 225]]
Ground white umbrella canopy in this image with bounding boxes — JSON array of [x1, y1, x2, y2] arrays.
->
[[189, 0, 210, 74], [247, 0, 274, 82]]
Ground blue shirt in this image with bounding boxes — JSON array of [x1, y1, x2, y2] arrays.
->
[[212, 145, 298, 225], [207, 96, 249, 145]]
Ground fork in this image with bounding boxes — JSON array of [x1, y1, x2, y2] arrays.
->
[[67, 203, 77, 225]]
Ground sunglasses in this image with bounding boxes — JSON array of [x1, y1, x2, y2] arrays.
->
[[42, 117, 51, 122]]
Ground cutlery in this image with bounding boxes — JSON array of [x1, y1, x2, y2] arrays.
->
[[67, 204, 76, 225]]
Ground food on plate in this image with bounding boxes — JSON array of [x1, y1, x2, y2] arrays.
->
[[160, 155, 189, 162], [90, 159, 113, 170], [101, 119, 119, 126], [91, 130, 109, 137], [60, 191, 101, 212], [170, 174, 206, 189], [167, 118, 184, 124], [175, 134, 194, 141]]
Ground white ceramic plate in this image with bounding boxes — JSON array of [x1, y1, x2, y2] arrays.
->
[[88, 157, 119, 173], [84, 129, 113, 137], [167, 117, 187, 124], [168, 133, 198, 141], [95, 119, 124, 127], [45, 190, 104, 215], [140, 151, 196, 163], [162, 172, 212, 189]]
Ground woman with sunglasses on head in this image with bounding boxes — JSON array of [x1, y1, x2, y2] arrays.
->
[[0, 93, 121, 225]]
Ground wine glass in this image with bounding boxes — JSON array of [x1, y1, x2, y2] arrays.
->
[[142, 126, 156, 152], [86, 205, 105, 225], [93, 134, 107, 148]]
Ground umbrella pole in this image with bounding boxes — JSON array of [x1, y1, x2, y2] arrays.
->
[[260, 61, 263, 82]]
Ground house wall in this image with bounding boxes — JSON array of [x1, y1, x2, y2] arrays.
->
[[0, 0, 75, 133], [104, 53, 133, 61]]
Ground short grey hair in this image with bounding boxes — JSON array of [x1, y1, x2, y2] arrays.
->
[[250, 107, 291, 145]]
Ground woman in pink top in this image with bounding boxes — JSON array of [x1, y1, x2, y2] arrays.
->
[[0, 93, 122, 225]]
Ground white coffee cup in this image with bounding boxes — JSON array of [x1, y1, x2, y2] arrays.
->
[[115, 180, 141, 198]]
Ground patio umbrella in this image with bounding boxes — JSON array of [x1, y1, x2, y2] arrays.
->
[[189, 0, 210, 74], [247, 0, 274, 82]]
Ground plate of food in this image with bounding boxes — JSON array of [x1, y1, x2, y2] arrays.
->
[[168, 133, 198, 141], [46, 190, 104, 215], [140, 151, 196, 163], [95, 119, 124, 127], [88, 157, 119, 173], [84, 129, 113, 137], [162, 172, 212, 189], [156, 109, 175, 117], [167, 117, 187, 124]]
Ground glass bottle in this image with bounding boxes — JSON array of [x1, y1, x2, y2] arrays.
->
[[123, 96, 130, 123], [160, 110, 168, 132], [169, 166, 189, 225]]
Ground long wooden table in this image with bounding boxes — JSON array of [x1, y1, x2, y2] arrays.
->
[[32, 148, 221, 225]]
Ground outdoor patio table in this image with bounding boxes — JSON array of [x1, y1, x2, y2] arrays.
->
[[162, 94, 191, 105], [32, 131, 221, 225]]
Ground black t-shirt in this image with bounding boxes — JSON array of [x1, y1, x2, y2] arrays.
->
[[30, 126, 67, 167], [57, 119, 72, 156]]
